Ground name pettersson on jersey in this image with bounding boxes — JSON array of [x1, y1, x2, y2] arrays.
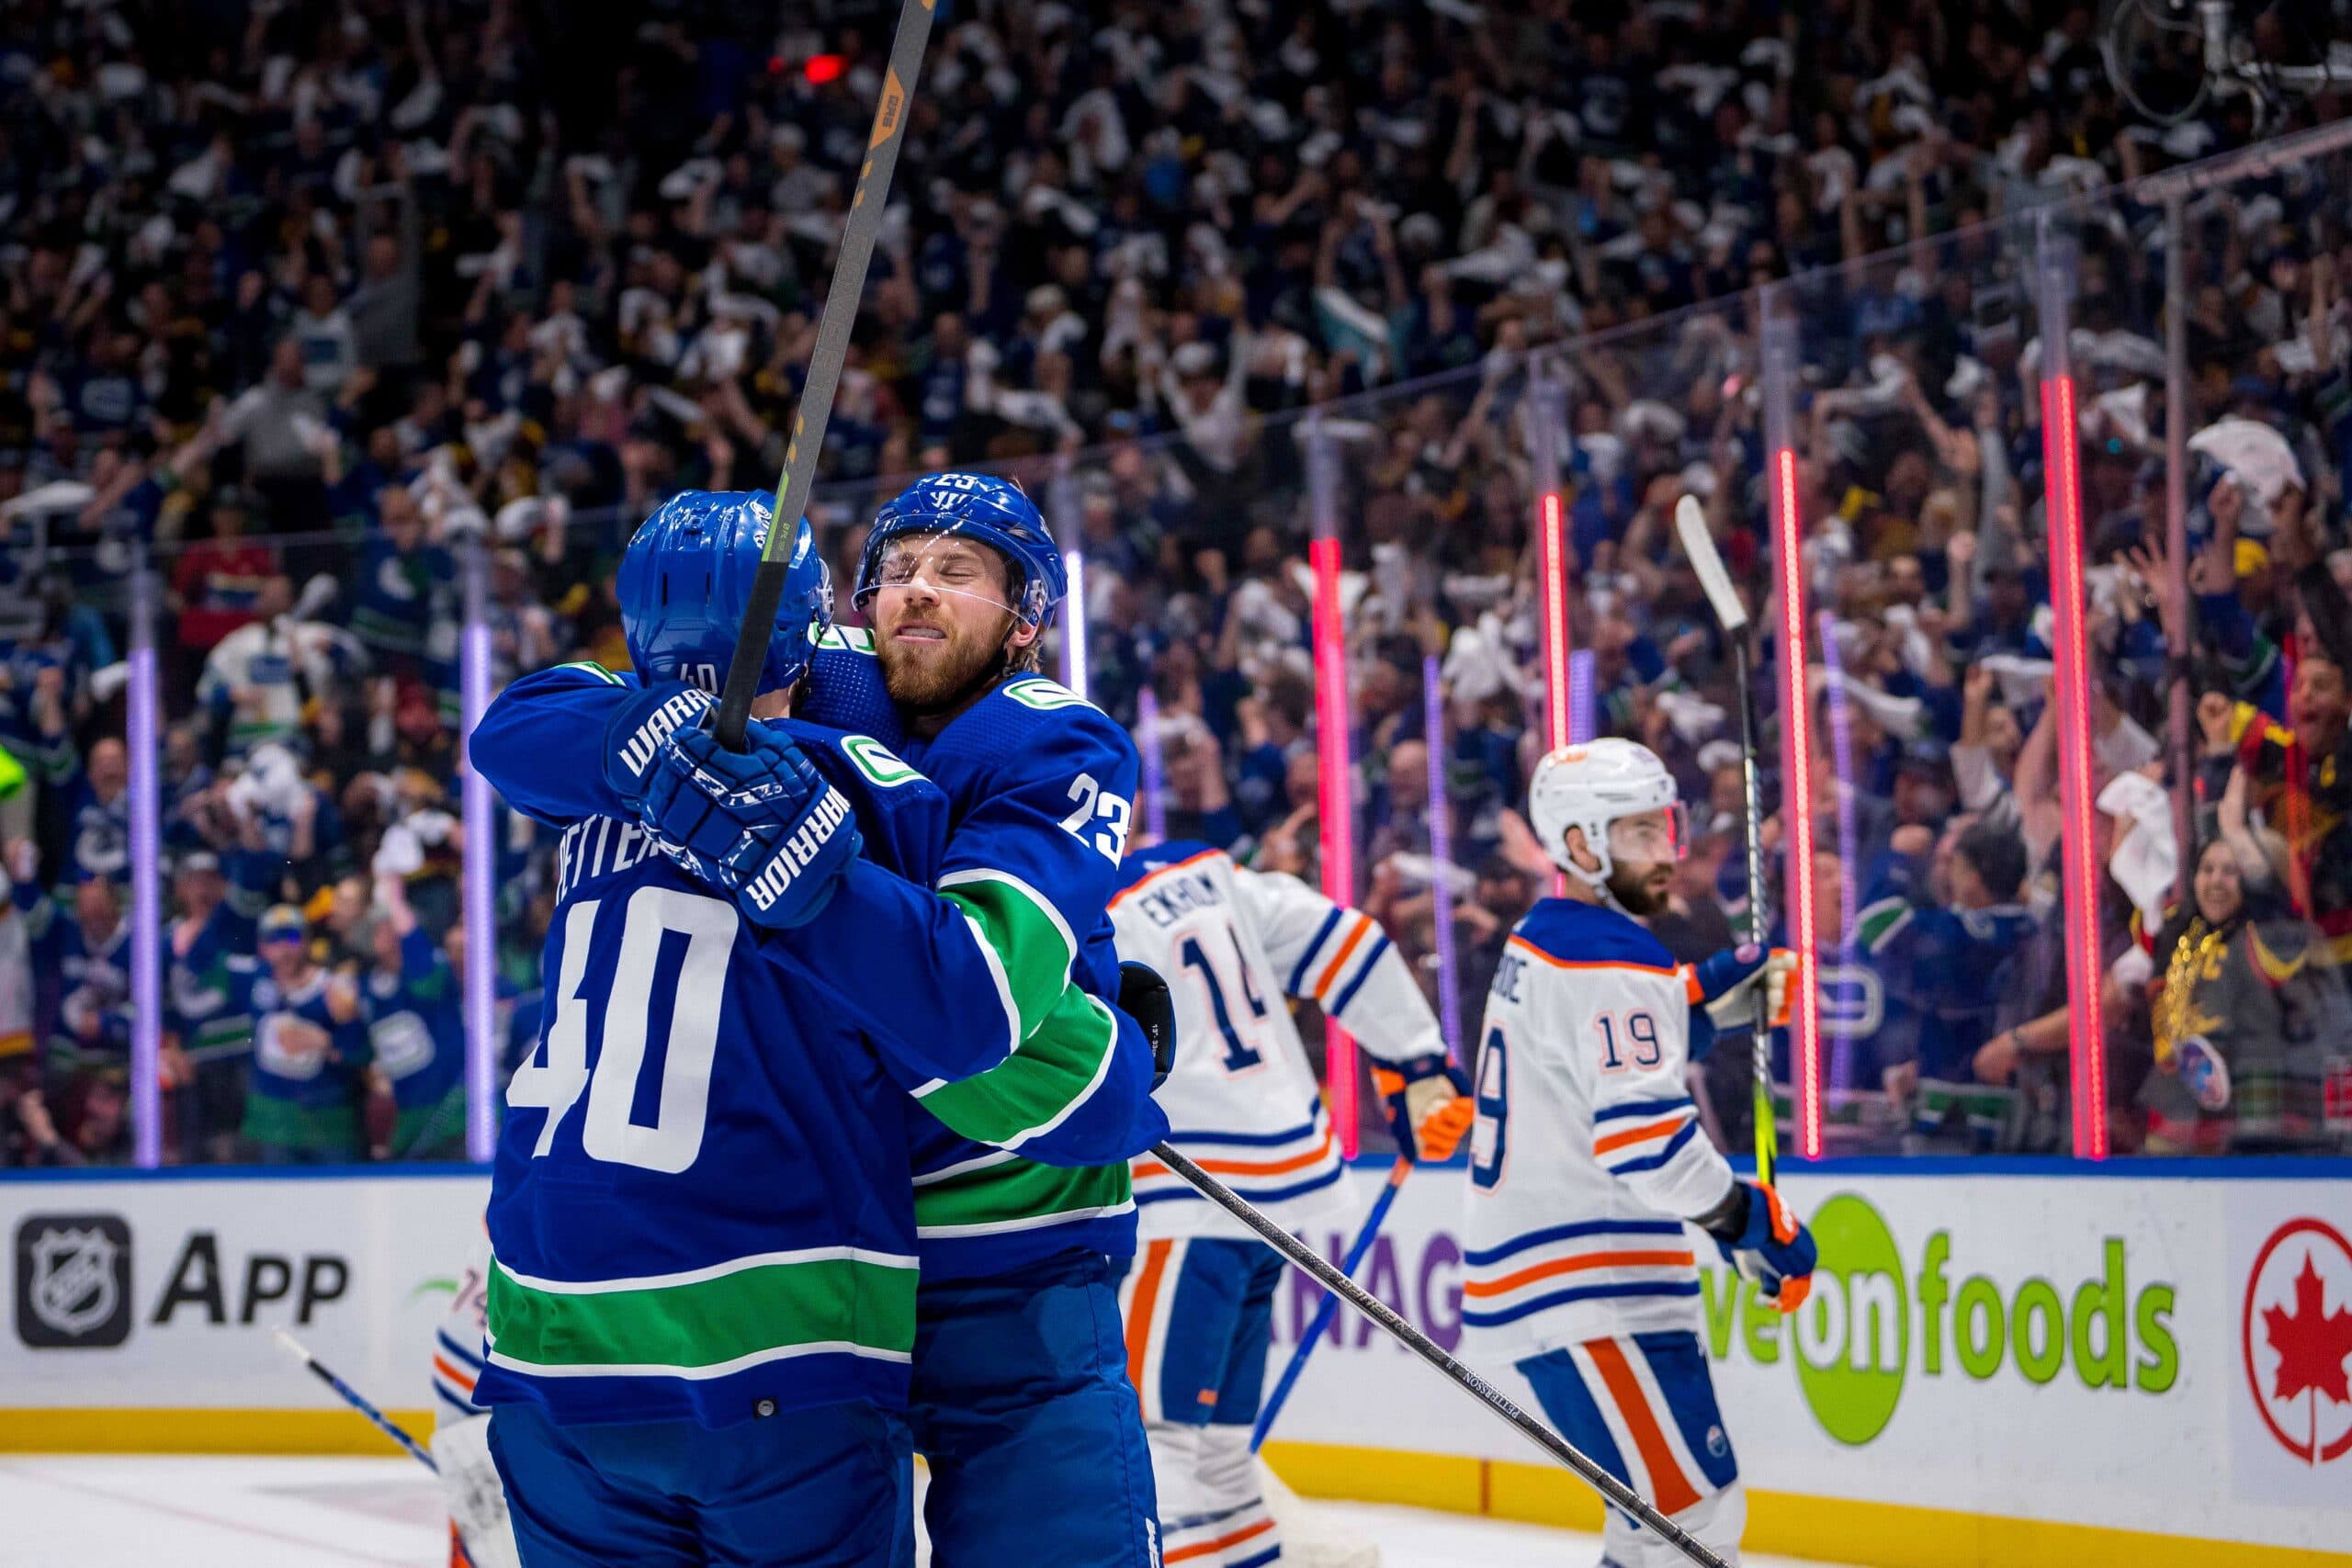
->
[[743, 787, 853, 913]]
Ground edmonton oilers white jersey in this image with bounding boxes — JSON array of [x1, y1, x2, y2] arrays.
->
[[1110, 841, 1443, 1241], [1462, 898, 1734, 1360]]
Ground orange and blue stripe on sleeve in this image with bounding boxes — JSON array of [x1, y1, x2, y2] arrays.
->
[[1592, 1096, 1700, 1176], [1288, 908, 1390, 1019]]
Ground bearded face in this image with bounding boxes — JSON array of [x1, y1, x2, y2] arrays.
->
[[866, 535, 1032, 716], [1607, 854, 1674, 917]]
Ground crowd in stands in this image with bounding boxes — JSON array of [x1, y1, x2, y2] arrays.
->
[[1, 0, 2347, 1166]]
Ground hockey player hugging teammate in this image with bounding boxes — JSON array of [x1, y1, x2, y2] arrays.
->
[[1109, 840, 1472, 1567], [462, 490, 1168, 1567], [1464, 739, 1817, 1568]]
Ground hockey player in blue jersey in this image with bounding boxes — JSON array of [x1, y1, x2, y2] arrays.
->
[[467, 491, 1166, 1568], [612, 473, 1165, 1566]]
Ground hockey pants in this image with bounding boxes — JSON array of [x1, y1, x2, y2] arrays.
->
[[487, 1396, 911, 1567], [904, 1250, 1160, 1568], [1518, 1332, 1744, 1568], [1118, 1237, 1289, 1567]]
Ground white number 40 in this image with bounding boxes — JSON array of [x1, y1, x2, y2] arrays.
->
[[506, 886, 735, 1174], [1059, 773, 1132, 863]]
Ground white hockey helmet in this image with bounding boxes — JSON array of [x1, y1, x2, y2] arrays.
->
[[1527, 738, 1685, 887]]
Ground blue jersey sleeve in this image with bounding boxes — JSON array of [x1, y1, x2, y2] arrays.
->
[[474, 664, 1157, 1145], [469, 662, 645, 827], [917, 680, 1143, 1017], [861, 979, 1167, 1167], [782, 722, 945, 888]]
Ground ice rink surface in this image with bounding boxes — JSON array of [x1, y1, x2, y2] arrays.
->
[[0, 1454, 1847, 1567]]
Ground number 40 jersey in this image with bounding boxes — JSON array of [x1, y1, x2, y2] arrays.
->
[[1109, 841, 1444, 1240]]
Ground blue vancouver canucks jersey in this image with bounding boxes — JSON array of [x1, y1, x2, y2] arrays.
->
[[468, 663, 1161, 1427], [802, 636, 1146, 1281]]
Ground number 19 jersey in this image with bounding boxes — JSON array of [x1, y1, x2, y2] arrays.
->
[[1461, 898, 1736, 1363]]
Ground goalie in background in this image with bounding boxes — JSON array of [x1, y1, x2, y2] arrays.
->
[[1462, 739, 1815, 1568]]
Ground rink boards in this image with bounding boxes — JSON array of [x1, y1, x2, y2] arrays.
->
[[0, 1160, 2346, 1567]]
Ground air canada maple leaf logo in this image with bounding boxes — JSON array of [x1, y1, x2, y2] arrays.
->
[[2244, 1218, 2352, 1465]]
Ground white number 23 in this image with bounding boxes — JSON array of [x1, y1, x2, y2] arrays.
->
[[1059, 773, 1132, 863]]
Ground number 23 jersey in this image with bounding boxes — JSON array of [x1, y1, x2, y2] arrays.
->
[[1462, 898, 1735, 1362]]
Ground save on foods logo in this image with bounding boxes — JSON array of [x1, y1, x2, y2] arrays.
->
[[1701, 1194, 2179, 1445], [2241, 1217, 2352, 1467]]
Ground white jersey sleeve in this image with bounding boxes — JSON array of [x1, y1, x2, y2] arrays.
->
[[1227, 863, 1445, 1066]]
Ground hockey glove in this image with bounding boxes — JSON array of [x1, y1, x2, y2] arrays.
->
[[639, 716, 864, 930], [1692, 944, 1796, 1032], [1118, 961, 1178, 1088], [1374, 1055, 1476, 1163], [1697, 1179, 1816, 1312], [601, 682, 717, 808]]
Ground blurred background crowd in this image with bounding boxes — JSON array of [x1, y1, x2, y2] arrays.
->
[[3, 0, 2349, 1167]]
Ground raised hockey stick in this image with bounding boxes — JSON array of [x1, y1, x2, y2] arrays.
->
[[713, 0, 938, 750], [1154, 1144, 1732, 1568], [1673, 495, 1776, 1186], [1250, 1153, 1409, 1450], [273, 1327, 438, 1472]]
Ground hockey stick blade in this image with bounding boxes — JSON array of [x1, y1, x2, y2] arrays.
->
[[1153, 1144, 1731, 1568], [713, 0, 938, 750], [1676, 496, 1749, 635]]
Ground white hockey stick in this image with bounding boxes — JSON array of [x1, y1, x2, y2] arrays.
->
[[1674, 496, 1778, 1185]]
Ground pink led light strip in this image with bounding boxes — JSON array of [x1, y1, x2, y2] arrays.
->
[[1308, 536, 1360, 1156], [1771, 445, 1824, 1160], [2039, 373, 2109, 1158]]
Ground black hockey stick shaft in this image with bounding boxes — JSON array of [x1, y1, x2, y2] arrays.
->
[[1151, 1145, 1732, 1568], [1730, 633, 1778, 1186], [714, 0, 938, 750]]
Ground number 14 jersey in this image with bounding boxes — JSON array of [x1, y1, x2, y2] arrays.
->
[[1109, 841, 1443, 1241], [1461, 898, 1736, 1363]]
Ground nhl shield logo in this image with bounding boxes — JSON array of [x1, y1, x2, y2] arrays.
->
[[14, 1213, 132, 1348]]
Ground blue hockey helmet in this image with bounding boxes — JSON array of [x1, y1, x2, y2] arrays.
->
[[854, 472, 1066, 629], [617, 490, 833, 696]]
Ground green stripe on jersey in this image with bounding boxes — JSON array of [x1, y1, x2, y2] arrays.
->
[[1856, 898, 1912, 953], [915, 983, 1118, 1147], [914, 1156, 1132, 1238], [937, 872, 1076, 1045], [486, 1251, 918, 1376], [559, 660, 627, 684]]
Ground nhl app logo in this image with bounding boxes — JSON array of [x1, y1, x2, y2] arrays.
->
[[14, 1213, 132, 1348]]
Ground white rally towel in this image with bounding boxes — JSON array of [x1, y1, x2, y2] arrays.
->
[[2098, 769, 2177, 936]]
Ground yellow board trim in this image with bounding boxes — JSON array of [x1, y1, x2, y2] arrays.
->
[[1260, 1440, 2352, 1568], [0, 1408, 435, 1456]]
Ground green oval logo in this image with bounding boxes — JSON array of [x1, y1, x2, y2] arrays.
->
[[1792, 1193, 1908, 1445]]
